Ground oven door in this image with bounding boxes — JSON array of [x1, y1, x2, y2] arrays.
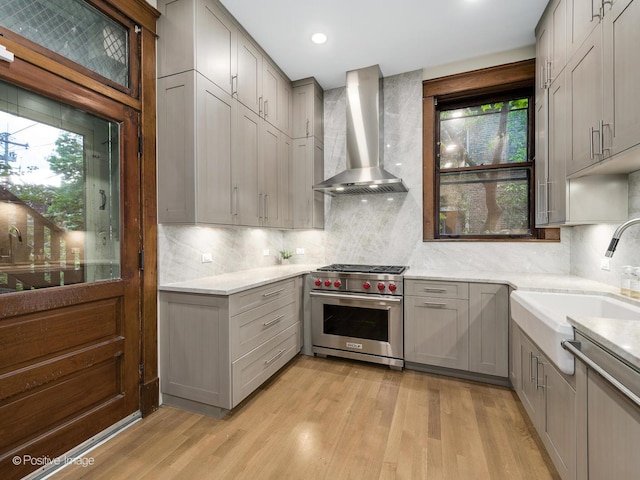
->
[[310, 291, 403, 363]]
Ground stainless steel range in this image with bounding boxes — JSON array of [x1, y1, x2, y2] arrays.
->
[[310, 264, 407, 369]]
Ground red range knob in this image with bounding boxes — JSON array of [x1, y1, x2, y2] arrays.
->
[[362, 281, 371, 290], [377, 283, 386, 291], [389, 283, 397, 292], [333, 280, 342, 288], [314, 279, 322, 286], [324, 280, 331, 287]]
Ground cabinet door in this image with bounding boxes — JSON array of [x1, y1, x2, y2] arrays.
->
[[196, 0, 235, 95], [236, 32, 262, 115], [196, 74, 235, 224], [157, 71, 196, 223], [567, 26, 603, 175], [468, 284, 508, 377], [278, 133, 293, 229], [234, 103, 261, 226], [260, 121, 279, 226], [541, 355, 577, 480], [292, 138, 311, 228], [262, 61, 279, 125], [587, 368, 640, 479], [510, 319, 521, 390], [278, 75, 292, 136], [535, 96, 549, 226], [404, 296, 469, 370], [160, 292, 231, 409], [157, 0, 196, 78], [536, 11, 551, 100], [569, 0, 601, 54], [312, 141, 325, 229], [292, 83, 313, 139], [550, 0, 568, 81], [603, 0, 640, 156], [548, 70, 568, 224], [518, 332, 543, 426]]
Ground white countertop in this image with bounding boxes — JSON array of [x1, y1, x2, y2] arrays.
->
[[159, 265, 640, 370], [159, 264, 321, 295]]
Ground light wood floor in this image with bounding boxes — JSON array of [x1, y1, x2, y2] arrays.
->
[[52, 355, 559, 479]]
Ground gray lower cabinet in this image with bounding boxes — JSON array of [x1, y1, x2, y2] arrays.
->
[[160, 277, 301, 416], [404, 280, 508, 380], [514, 324, 576, 480]]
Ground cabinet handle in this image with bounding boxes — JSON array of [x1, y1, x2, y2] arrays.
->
[[264, 348, 287, 366], [231, 75, 238, 96], [546, 60, 552, 87], [264, 99, 269, 118], [423, 288, 447, 293], [258, 193, 263, 222], [535, 359, 546, 390], [422, 302, 447, 308], [306, 119, 310, 137], [233, 185, 239, 216], [589, 126, 596, 159], [263, 314, 284, 327], [259, 96, 263, 116], [540, 64, 545, 90], [263, 288, 284, 298], [264, 193, 269, 222], [530, 352, 538, 382]]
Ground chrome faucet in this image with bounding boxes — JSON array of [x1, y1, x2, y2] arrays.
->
[[605, 217, 640, 257]]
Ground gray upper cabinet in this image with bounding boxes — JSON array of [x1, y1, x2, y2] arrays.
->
[[292, 78, 324, 141], [157, 0, 294, 227], [536, 0, 567, 98], [602, 0, 640, 158], [569, 0, 601, 55], [157, 71, 235, 225], [292, 78, 324, 230], [158, 0, 235, 95], [562, 0, 640, 176], [236, 31, 263, 116]]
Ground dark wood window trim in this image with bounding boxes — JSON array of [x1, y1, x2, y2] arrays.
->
[[422, 59, 560, 242]]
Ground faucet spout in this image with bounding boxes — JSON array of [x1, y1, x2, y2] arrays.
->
[[605, 217, 640, 257]]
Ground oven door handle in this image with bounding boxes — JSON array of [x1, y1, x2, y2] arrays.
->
[[309, 291, 402, 303]]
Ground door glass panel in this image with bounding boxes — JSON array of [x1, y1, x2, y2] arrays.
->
[[0, 0, 129, 87], [0, 80, 120, 292], [323, 304, 389, 342]]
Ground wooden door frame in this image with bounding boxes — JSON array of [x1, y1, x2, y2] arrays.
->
[[0, 0, 160, 416]]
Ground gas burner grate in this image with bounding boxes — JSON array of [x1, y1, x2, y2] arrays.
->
[[317, 264, 407, 275]]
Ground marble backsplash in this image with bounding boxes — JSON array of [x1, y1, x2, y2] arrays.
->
[[158, 68, 639, 286]]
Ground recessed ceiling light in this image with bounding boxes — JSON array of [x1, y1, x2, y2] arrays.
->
[[311, 33, 327, 45]]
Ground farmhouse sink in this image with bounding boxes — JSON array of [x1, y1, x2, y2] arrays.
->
[[510, 290, 640, 375]]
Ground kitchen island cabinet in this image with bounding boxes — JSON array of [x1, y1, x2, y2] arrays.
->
[[160, 277, 302, 417], [404, 279, 508, 383]]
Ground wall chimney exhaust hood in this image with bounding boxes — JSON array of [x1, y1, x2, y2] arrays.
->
[[313, 65, 408, 196]]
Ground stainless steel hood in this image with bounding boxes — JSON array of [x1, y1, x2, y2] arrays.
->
[[313, 65, 408, 196]]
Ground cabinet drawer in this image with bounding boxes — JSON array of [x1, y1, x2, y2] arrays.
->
[[229, 278, 297, 316], [405, 280, 469, 299], [231, 323, 299, 407], [231, 295, 298, 361]]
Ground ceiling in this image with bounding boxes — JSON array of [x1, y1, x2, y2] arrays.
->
[[218, 0, 548, 90]]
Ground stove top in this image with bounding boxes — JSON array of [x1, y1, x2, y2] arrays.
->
[[316, 264, 408, 275]]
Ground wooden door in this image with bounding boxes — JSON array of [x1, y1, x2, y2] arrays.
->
[[0, 57, 142, 480]]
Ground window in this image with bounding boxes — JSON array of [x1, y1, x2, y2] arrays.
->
[[422, 60, 559, 241], [0, 79, 121, 291]]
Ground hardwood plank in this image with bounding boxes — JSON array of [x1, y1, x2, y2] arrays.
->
[[50, 356, 559, 480]]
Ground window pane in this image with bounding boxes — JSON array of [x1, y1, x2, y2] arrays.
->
[[439, 99, 529, 169], [0, 80, 120, 293], [439, 167, 531, 236], [0, 0, 129, 87]]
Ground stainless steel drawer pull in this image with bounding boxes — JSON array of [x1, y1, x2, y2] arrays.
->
[[423, 288, 447, 293], [263, 314, 284, 327], [263, 288, 284, 298], [562, 340, 640, 409], [264, 348, 287, 366], [423, 302, 447, 308]]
